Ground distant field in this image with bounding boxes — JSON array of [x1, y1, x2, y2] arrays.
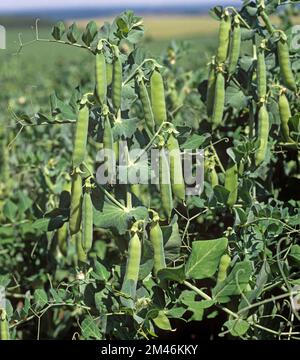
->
[[71, 15, 219, 39], [2, 16, 218, 73]]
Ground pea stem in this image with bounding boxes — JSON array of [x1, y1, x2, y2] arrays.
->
[[183, 280, 240, 319], [122, 59, 160, 86], [209, 142, 225, 174]]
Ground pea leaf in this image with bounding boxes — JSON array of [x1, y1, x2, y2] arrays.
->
[[82, 21, 98, 46], [181, 133, 210, 150], [185, 237, 228, 279], [224, 319, 250, 337], [81, 316, 102, 339], [34, 289, 48, 309], [51, 21, 65, 40], [152, 310, 172, 331], [67, 22, 80, 44], [212, 261, 252, 301], [93, 201, 148, 235]]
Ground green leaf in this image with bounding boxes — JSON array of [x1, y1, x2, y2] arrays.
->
[[181, 133, 210, 150], [224, 319, 250, 337], [185, 238, 228, 280], [166, 307, 186, 319], [225, 82, 247, 112], [51, 21, 65, 40], [81, 315, 102, 339], [213, 185, 230, 205], [3, 200, 18, 222], [289, 245, 300, 267], [34, 289, 48, 309], [67, 22, 80, 43], [92, 260, 110, 281], [212, 261, 252, 301], [152, 310, 172, 331], [93, 197, 148, 235], [162, 219, 182, 262], [82, 21, 98, 46], [113, 117, 140, 139], [157, 265, 185, 283]]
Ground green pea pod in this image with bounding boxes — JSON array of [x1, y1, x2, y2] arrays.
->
[[69, 171, 82, 235], [82, 187, 93, 253], [279, 92, 292, 142], [106, 62, 113, 86], [216, 12, 231, 64], [257, 45, 267, 101], [112, 56, 122, 111], [72, 102, 89, 168], [103, 116, 115, 178], [150, 222, 166, 276], [159, 148, 173, 219], [131, 183, 141, 201], [121, 233, 141, 301], [228, 19, 241, 75], [138, 78, 155, 133], [209, 166, 219, 188], [212, 71, 225, 128], [206, 58, 216, 118], [0, 309, 9, 340], [277, 37, 297, 92], [255, 104, 269, 166], [151, 70, 167, 127], [224, 161, 238, 207], [74, 231, 88, 264], [95, 52, 107, 104], [217, 254, 231, 284], [57, 222, 68, 257], [167, 133, 185, 201]]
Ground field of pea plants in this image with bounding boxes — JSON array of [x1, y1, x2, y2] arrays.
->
[[0, 0, 300, 341]]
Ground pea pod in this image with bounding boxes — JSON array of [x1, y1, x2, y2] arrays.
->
[[217, 254, 231, 284], [228, 17, 241, 75], [138, 78, 155, 133], [149, 221, 166, 276], [277, 36, 297, 92], [82, 181, 93, 253], [69, 171, 82, 235], [103, 116, 115, 180], [216, 11, 231, 64], [208, 159, 219, 188], [167, 133, 185, 201], [206, 57, 216, 118], [112, 53, 122, 111], [279, 92, 292, 142], [151, 70, 167, 127], [0, 309, 9, 340], [212, 71, 225, 128], [224, 161, 238, 207], [159, 147, 173, 219], [57, 179, 71, 256], [57, 222, 68, 257], [255, 104, 269, 166], [74, 231, 88, 264], [72, 100, 89, 168], [95, 51, 107, 104], [121, 232, 141, 301], [106, 62, 113, 86], [257, 44, 267, 101]]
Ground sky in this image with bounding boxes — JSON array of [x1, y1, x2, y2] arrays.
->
[[0, 0, 238, 11]]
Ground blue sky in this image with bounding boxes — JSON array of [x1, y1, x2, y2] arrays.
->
[[0, 0, 239, 11]]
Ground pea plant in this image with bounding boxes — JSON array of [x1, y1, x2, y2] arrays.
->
[[0, 0, 300, 340]]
